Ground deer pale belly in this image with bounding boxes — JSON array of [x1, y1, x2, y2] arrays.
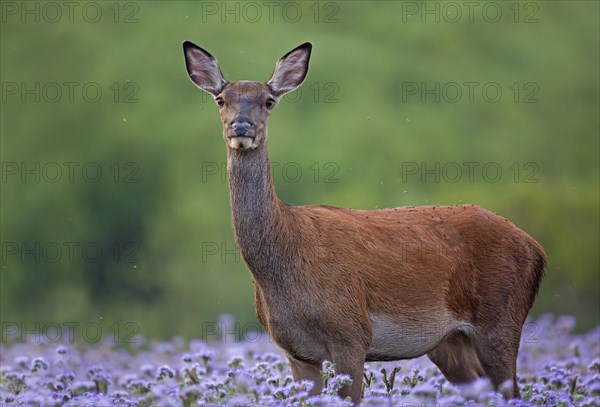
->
[[366, 313, 469, 361]]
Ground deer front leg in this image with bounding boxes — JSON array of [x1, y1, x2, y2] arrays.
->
[[288, 357, 323, 396], [331, 347, 367, 404]]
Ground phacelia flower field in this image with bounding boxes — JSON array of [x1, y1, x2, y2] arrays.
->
[[1, 315, 598, 406]]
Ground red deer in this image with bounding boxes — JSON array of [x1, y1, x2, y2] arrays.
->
[[183, 41, 547, 403]]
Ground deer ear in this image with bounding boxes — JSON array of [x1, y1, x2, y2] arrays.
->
[[183, 41, 227, 96], [267, 42, 312, 97]]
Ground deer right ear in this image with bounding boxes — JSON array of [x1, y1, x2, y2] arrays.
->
[[183, 41, 227, 96]]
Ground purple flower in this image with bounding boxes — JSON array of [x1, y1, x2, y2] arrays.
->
[[31, 357, 49, 372], [156, 365, 175, 380]]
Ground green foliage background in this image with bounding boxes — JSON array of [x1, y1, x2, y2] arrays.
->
[[1, 1, 598, 340]]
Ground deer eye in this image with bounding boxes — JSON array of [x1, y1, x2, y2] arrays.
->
[[215, 97, 224, 107], [265, 98, 276, 109]]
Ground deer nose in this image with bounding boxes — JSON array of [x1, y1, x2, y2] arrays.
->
[[231, 121, 253, 137]]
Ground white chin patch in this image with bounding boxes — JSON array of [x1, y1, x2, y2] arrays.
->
[[228, 137, 257, 150]]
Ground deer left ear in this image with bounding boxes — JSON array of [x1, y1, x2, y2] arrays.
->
[[267, 42, 312, 97]]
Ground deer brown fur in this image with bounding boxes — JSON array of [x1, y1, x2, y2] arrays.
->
[[183, 41, 547, 403]]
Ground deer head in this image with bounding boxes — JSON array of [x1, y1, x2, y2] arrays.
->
[[183, 41, 312, 150]]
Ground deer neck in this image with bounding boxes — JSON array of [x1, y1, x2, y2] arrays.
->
[[226, 139, 289, 279]]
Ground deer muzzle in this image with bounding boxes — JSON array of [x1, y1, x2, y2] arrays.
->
[[231, 121, 254, 138]]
